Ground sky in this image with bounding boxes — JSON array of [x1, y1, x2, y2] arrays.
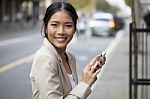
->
[[106, 0, 126, 9]]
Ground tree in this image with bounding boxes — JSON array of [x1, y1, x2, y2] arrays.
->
[[65, 0, 90, 8], [125, 0, 132, 7], [96, 0, 120, 14]]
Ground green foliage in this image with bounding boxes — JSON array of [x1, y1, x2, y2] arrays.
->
[[64, 0, 91, 9], [125, 0, 132, 7], [64, 0, 120, 13], [96, 0, 120, 14]]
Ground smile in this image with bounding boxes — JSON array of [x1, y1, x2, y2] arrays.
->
[[55, 37, 67, 42]]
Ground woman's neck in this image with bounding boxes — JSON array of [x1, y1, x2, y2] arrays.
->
[[56, 47, 66, 59], [56, 47, 72, 75]]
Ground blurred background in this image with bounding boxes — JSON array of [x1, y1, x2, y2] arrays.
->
[[0, 0, 129, 28], [0, 0, 150, 99]]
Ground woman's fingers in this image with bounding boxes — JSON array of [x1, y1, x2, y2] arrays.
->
[[99, 56, 106, 65], [85, 55, 100, 71], [90, 61, 102, 73], [89, 55, 101, 66], [93, 68, 101, 77], [86, 54, 105, 73], [81, 54, 106, 86]]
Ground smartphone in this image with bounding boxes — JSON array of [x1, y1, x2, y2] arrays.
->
[[93, 51, 106, 71], [101, 51, 106, 56]]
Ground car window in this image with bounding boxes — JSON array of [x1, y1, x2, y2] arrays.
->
[[94, 18, 110, 21], [92, 12, 113, 21]]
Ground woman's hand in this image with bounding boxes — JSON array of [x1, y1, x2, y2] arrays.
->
[[81, 55, 106, 87]]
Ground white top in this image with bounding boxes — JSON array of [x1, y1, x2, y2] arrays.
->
[[67, 74, 76, 89]]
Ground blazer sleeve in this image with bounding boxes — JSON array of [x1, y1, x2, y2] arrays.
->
[[33, 54, 91, 99]]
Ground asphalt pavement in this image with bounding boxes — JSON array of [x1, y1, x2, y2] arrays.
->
[[0, 22, 130, 99], [0, 22, 42, 41]]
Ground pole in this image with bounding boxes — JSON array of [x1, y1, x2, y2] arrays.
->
[[131, 0, 138, 99]]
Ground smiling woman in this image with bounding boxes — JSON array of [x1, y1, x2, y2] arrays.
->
[[45, 10, 75, 49], [30, 1, 106, 99]]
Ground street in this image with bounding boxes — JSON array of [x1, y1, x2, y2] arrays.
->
[[0, 30, 115, 99]]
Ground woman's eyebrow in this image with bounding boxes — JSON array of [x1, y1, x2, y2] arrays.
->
[[50, 21, 73, 24], [50, 21, 59, 23], [65, 22, 73, 24]]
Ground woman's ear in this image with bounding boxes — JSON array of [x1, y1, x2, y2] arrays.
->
[[44, 27, 48, 38], [44, 27, 48, 34]]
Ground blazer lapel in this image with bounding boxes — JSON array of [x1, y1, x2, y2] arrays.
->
[[66, 52, 78, 85], [43, 38, 75, 91], [59, 59, 72, 91]]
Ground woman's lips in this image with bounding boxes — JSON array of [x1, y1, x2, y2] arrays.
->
[[55, 37, 67, 42]]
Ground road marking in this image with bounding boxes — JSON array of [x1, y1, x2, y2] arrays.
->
[[105, 30, 124, 59], [0, 34, 39, 47], [92, 30, 124, 90], [0, 54, 34, 73], [99, 30, 124, 74], [0, 30, 124, 74]]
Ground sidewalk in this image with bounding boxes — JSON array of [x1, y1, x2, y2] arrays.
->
[[88, 21, 150, 99], [88, 23, 130, 99]]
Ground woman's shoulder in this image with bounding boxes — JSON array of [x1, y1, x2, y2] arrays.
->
[[32, 48, 59, 73], [34, 46, 57, 62]]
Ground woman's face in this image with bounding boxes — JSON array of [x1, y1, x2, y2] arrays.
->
[[46, 10, 76, 50]]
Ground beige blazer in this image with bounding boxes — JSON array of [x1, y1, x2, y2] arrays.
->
[[30, 38, 91, 99]]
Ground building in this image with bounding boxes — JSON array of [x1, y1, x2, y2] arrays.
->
[[0, 0, 54, 25]]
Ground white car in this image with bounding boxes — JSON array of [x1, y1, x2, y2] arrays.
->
[[89, 12, 117, 36]]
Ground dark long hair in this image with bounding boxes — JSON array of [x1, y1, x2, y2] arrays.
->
[[42, 2, 78, 38]]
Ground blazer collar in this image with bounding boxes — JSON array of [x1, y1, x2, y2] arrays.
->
[[43, 38, 76, 89], [43, 38, 61, 62], [43, 38, 73, 62], [43, 37, 77, 81]]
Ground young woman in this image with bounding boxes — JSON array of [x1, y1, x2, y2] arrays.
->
[[30, 2, 106, 99]]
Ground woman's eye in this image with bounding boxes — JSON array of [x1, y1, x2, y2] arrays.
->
[[65, 25, 73, 28], [51, 24, 58, 27]]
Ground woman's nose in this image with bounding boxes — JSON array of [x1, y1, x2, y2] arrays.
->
[[57, 26, 65, 34]]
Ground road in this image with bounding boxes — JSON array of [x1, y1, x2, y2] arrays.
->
[[0, 31, 115, 99]]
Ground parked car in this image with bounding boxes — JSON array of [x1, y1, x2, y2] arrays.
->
[[89, 12, 117, 36], [77, 20, 87, 34], [77, 14, 87, 35]]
